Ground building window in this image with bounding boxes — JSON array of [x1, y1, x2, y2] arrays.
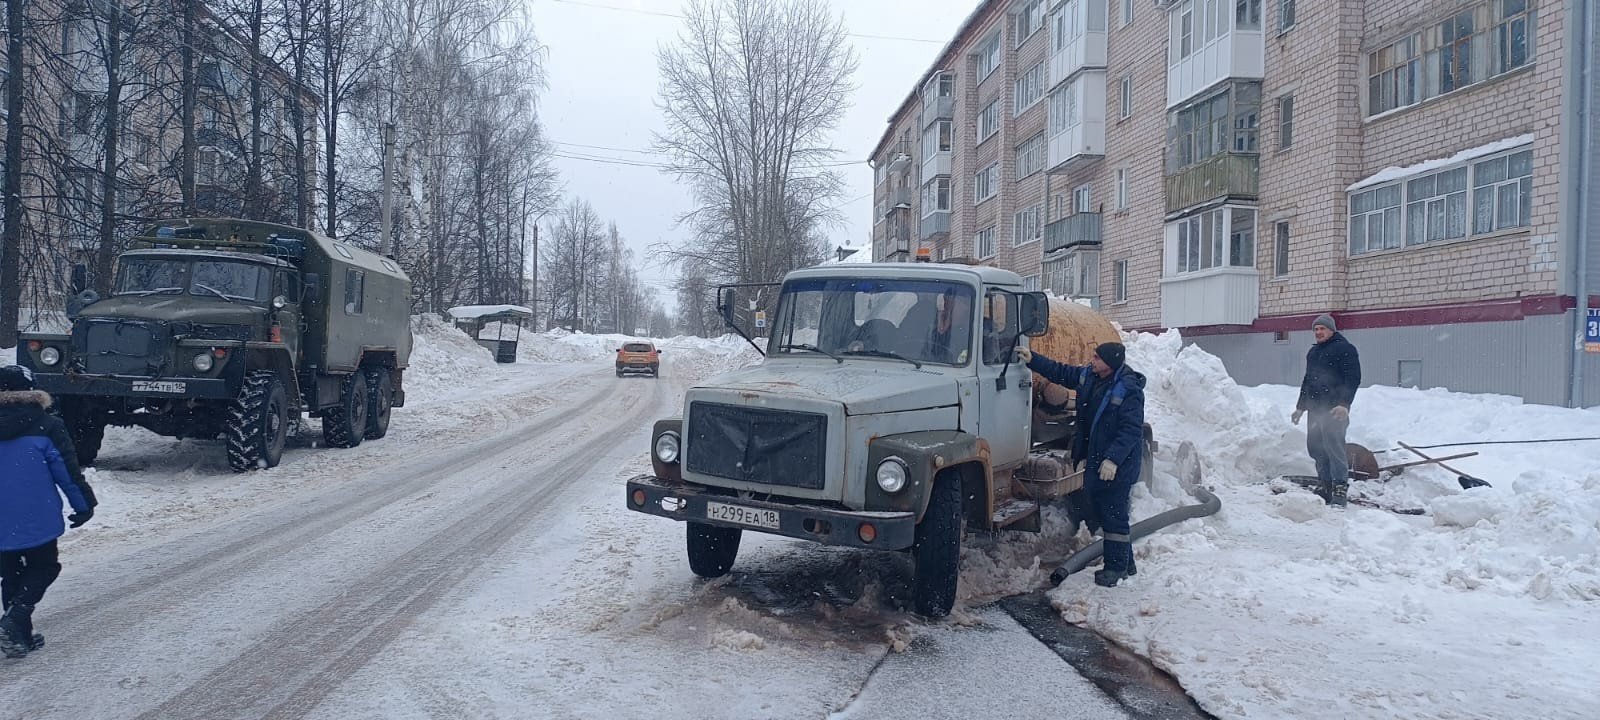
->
[[1023, 275, 1041, 292], [1167, 82, 1261, 171], [1049, 83, 1080, 136], [1278, 0, 1295, 31], [1015, 0, 1045, 46], [1113, 259, 1129, 302], [1014, 205, 1044, 247], [923, 120, 953, 157], [1367, 0, 1535, 117], [975, 163, 999, 204], [1175, 207, 1256, 273], [1472, 148, 1534, 233], [1115, 169, 1129, 210], [1072, 184, 1093, 214], [976, 226, 997, 259], [1274, 221, 1290, 276], [1277, 94, 1294, 149], [1015, 62, 1045, 115], [922, 177, 952, 215], [977, 33, 1001, 80], [1119, 75, 1133, 119], [1122, 0, 1135, 27], [1236, 0, 1262, 30], [1350, 146, 1533, 255], [1016, 133, 1046, 179], [979, 100, 1000, 142]]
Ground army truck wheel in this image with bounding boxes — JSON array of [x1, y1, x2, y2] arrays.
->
[[912, 475, 963, 618], [321, 372, 369, 449], [364, 368, 393, 440], [58, 399, 106, 468], [226, 371, 289, 472], [686, 522, 741, 578]]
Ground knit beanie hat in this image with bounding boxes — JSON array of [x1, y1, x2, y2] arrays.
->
[[1094, 342, 1126, 371], [1313, 314, 1337, 332], [0, 365, 36, 391]]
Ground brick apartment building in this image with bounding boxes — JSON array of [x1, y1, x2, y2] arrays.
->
[[869, 0, 1600, 407]]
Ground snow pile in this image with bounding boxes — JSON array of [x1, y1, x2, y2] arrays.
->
[[405, 313, 499, 404], [1042, 330, 1600, 720]]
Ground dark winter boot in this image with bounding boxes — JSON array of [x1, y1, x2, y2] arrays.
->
[[1329, 483, 1349, 509], [1312, 482, 1332, 504], [0, 604, 35, 658], [1093, 568, 1130, 587]]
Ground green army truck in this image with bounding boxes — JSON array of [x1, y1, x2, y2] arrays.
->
[[15, 218, 413, 472]]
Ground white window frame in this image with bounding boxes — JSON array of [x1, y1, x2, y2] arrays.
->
[[1023, 274, 1041, 292], [1014, 0, 1046, 47], [1277, 94, 1294, 149], [1122, 0, 1135, 27], [1119, 75, 1134, 119], [1014, 204, 1044, 247], [923, 120, 953, 157], [975, 163, 999, 204], [979, 100, 1000, 142], [1174, 206, 1256, 273], [1366, 0, 1534, 118], [1278, 0, 1295, 32], [1049, 83, 1080, 136], [1072, 184, 1093, 214], [1014, 62, 1045, 115], [1016, 133, 1046, 179], [1113, 259, 1129, 303], [976, 226, 998, 259], [1273, 220, 1290, 277], [1349, 145, 1533, 256], [1114, 169, 1129, 211], [976, 33, 1001, 80], [922, 177, 952, 216]]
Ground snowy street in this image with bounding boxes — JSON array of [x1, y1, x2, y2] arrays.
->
[[2, 321, 1596, 720]]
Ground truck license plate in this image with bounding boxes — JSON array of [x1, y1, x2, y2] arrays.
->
[[131, 380, 187, 394], [706, 502, 780, 530]]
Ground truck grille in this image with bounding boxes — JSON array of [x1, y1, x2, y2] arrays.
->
[[77, 320, 162, 376], [686, 401, 827, 490]]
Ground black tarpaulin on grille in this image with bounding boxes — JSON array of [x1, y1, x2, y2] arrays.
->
[[686, 401, 826, 489]]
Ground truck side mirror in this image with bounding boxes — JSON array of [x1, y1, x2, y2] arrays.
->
[[304, 273, 322, 304], [1019, 292, 1050, 337]]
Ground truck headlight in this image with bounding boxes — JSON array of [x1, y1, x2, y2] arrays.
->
[[654, 431, 681, 464], [39, 347, 62, 366], [876, 457, 909, 493], [193, 352, 215, 372]]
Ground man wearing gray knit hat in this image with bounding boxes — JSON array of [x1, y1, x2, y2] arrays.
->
[[1292, 314, 1362, 507]]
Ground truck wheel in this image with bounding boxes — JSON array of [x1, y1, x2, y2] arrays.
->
[[321, 373, 369, 449], [912, 476, 963, 618], [364, 368, 393, 440], [226, 371, 289, 472], [686, 521, 741, 578], [58, 399, 105, 468]]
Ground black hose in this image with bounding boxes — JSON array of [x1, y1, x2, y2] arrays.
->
[[1371, 437, 1600, 453], [1051, 484, 1222, 583]]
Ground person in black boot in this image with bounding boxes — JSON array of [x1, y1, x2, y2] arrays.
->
[[1291, 315, 1361, 508], [0, 366, 97, 657], [1017, 343, 1147, 588]]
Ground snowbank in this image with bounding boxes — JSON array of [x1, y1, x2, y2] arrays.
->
[[1043, 329, 1600, 720], [405, 314, 500, 404]]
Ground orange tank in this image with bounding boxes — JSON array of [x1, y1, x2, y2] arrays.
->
[[1029, 297, 1122, 444]]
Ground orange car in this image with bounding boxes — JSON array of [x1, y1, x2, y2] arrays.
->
[[615, 341, 661, 378]]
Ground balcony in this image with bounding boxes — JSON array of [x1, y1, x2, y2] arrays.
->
[[888, 186, 912, 211], [886, 221, 912, 258], [921, 150, 951, 180], [1047, 72, 1106, 170], [887, 149, 913, 174], [922, 94, 954, 124], [920, 210, 950, 239], [1048, 0, 1107, 87], [1159, 267, 1261, 328], [1167, 29, 1264, 108], [1164, 153, 1258, 214], [1044, 212, 1102, 252]]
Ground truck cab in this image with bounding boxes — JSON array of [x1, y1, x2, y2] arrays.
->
[[626, 263, 1091, 618]]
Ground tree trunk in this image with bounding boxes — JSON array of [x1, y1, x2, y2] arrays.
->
[[0, 0, 26, 346], [321, 0, 337, 235], [243, 0, 265, 219], [180, 0, 197, 215], [93, 4, 126, 297]]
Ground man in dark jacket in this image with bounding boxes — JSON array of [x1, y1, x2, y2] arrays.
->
[[0, 365, 98, 657], [1016, 342, 1147, 588], [1292, 314, 1361, 507]]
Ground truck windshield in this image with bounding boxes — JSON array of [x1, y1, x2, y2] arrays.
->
[[772, 278, 975, 367], [113, 257, 268, 302]]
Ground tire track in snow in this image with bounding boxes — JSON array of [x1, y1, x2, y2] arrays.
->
[[130, 375, 669, 720], [44, 372, 623, 634]]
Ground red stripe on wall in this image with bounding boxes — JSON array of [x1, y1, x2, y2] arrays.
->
[[1130, 295, 1598, 337]]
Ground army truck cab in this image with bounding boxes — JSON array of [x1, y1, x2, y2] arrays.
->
[[16, 218, 413, 472], [626, 262, 1148, 617]]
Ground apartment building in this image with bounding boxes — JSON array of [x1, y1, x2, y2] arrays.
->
[[869, 0, 1600, 406]]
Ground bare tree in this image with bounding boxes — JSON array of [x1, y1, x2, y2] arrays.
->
[[1, 0, 26, 346], [654, 0, 855, 289]]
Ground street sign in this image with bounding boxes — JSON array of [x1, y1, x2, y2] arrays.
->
[[1586, 308, 1600, 353], [754, 311, 767, 329]]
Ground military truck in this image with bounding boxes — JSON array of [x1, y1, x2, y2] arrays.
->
[[624, 262, 1151, 617], [15, 218, 413, 472]]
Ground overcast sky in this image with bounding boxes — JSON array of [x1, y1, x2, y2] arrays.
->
[[529, 0, 979, 312]]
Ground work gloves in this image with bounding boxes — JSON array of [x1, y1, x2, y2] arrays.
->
[[1100, 459, 1118, 482], [1014, 346, 1032, 364], [1330, 406, 1350, 421], [68, 509, 93, 528]]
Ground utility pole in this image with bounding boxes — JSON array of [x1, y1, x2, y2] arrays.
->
[[379, 122, 395, 256]]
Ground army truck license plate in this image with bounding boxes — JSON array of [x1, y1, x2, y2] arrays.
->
[[132, 381, 187, 394], [706, 502, 779, 530]]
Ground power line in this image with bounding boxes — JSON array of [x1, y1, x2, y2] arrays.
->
[[547, 0, 946, 45]]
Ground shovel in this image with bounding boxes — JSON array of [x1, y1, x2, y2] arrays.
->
[[1398, 442, 1492, 489]]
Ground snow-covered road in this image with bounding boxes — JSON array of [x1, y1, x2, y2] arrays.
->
[[0, 344, 1164, 720]]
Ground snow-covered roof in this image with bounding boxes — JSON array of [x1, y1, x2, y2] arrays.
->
[[1347, 134, 1535, 192], [446, 304, 533, 320], [824, 245, 872, 264]]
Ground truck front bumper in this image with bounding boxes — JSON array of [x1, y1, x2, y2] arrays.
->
[[626, 474, 916, 551], [35, 373, 234, 400]]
